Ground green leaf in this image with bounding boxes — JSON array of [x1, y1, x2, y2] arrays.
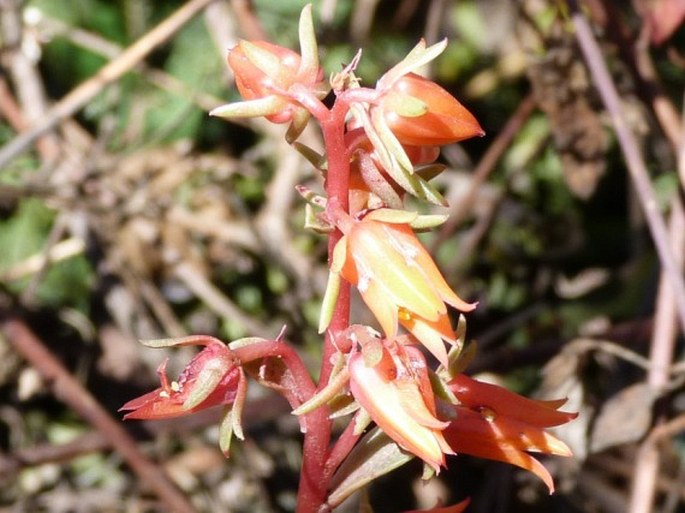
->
[[381, 93, 428, 118], [319, 270, 341, 333], [410, 214, 448, 231], [327, 427, 413, 509], [377, 39, 447, 90], [140, 335, 224, 348], [365, 208, 418, 224], [219, 409, 235, 457]]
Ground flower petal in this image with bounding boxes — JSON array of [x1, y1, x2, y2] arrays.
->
[[399, 313, 455, 366], [349, 353, 446, 471], [352, 221, 445, 321], [450, 374, 578, 427]]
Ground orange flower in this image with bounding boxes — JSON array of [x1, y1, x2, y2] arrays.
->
[[226, 40, 322, 124], [120, 337, 242, 420], [333, 209, 476, 365], [444, 374, 577, 493], [348, 342, 453, 471], [210, 6, 324, 140], [379, 73, 484, 146]]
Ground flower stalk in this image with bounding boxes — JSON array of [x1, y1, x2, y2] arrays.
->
[[121, 6, 577, 513]]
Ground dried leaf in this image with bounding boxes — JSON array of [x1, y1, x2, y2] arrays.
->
[[589, 382, 657, 453]]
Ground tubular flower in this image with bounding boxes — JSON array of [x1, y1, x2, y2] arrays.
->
[[210, 5, 324, 140], [348, 341, 453, 472], [332, 209, 476, 366], [379, 72, 484, 146], [226, 40, 323, 124], [443, 374, 577, 493], [120, 337, 243, 420]]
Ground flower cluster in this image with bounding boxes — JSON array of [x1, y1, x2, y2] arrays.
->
[[123, 6, 577, 513]]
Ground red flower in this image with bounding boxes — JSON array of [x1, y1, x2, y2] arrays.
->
[[348, 341, 453, 471], [120, 337, 242, 420], [444, 374, 577, 493], [380, 73, 484, 146]]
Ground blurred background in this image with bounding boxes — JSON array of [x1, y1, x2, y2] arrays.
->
[[0, 0, 684, 512]]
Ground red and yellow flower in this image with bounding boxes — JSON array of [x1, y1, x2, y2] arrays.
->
[[444, 374, 577, 493], [332, 209, 476, 366], [225, 39, 323, 124], [348, 340, 453, 471]]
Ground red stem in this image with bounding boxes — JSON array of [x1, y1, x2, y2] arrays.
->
[[232, 338, 318, 406], [325, 411, 363, 474], [295, 97, 354, 513], [264, 86, 357, 512], [233, 337, 331, 513]]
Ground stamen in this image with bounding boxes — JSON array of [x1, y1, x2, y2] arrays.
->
[[398, 308, 412, 321], [477, 406, 497, 423], [156, 359, 172, 395]]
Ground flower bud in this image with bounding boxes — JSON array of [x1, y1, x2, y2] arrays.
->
[[381, 73, 484, 146], [120, 337, 242, 420]]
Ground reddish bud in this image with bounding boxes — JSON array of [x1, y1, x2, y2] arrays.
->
[[381, 73, 484, 146], [226, 40, 323, 124]]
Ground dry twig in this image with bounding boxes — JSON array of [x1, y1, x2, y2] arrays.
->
[[0, 317, 197, 513], [0, 0, 217, 170], [432, 93, 536, 251], [569, 0, 685, 336]]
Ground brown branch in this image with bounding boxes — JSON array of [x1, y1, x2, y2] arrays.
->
[[0, 431, 108, 479], [0, 394, 291, 479], [596, 0, 683, 151], [36, 12, 227, 114], [228, 0, 267, 40], [627, 125, 685, 513], [568, 0, 685, 335], [0, 0, 60, 161], [0, 317, 197, 513], [432, 92, 536, 252], [0, 77, 27, 130], [172, 260, 269, 335], [0, 0, 217, 170]]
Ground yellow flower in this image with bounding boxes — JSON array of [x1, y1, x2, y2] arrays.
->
[[333, 209, 476, 365]]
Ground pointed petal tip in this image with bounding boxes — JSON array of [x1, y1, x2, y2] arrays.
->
[[208, 105, 229, 117]]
